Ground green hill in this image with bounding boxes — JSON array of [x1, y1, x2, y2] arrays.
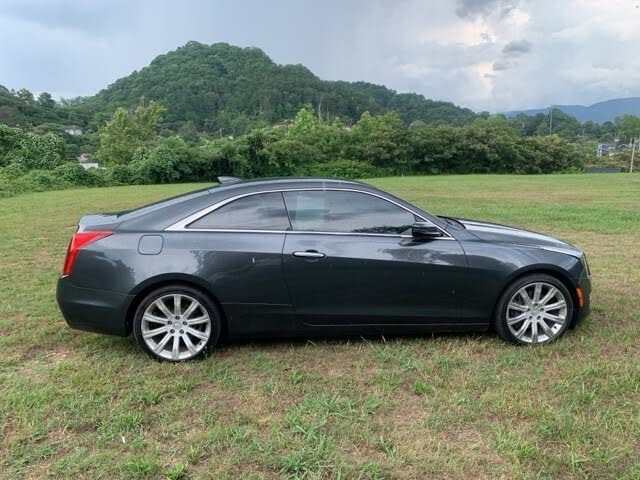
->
[[84, 41, 478, 133]]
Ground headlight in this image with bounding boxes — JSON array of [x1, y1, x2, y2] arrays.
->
[[539, 245, 583, 258]]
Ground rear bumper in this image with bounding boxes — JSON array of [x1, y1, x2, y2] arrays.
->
[[56, 276, 133, 336]]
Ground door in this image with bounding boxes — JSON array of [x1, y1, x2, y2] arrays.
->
[[281, 190, 469, 326], [183, 191, 294, 336]]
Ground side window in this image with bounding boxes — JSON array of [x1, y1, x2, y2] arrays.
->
[[188, 192, 291, 230], [283, 190, 417, 234]]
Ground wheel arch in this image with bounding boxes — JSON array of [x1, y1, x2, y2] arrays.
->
[[492, 265, 580, 328], [125, 274, 228, 336]]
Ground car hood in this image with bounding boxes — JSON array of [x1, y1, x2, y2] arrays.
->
[[451, 217, 582, 254]]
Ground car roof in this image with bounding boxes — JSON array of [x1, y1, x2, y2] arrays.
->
[[119, 178, 370, 219], [116, 176, 449, 232], [116, 178, 372, 223], [207, 177, 368, 193]]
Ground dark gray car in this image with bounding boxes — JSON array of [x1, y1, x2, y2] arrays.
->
[[57, 177, 592, 361]]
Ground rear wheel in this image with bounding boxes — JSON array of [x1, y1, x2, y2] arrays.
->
[[494, 274, 573, 345], [133, 285, 221, 361]]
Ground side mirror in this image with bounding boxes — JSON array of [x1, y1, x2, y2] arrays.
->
[[412, 221, 443, 238]]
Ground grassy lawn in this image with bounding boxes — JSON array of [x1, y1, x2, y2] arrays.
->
[[0, 174, 639, 479]]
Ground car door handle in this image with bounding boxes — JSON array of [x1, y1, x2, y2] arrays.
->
[[292, 250, 326, 259]]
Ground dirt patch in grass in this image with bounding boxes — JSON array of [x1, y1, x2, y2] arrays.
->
[[14, 347, 71, 372]]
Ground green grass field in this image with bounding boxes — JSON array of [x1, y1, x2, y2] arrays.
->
[[1, 174, 639, 479]]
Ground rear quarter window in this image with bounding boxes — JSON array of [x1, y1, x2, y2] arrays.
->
[[188, 192, 291, 230]]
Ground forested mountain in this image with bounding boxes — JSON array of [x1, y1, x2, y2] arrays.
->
[[82, 42, 479, 133], [505, 97, 640, 123]]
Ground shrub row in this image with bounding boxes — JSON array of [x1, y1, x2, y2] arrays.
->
[[1, 109, 589, 199]]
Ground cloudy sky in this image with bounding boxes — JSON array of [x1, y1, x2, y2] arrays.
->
[[1, 0, 639, 112]]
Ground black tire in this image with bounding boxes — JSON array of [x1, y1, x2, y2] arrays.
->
[[493, 273, 573, 345], [133, 285, 221, 361]]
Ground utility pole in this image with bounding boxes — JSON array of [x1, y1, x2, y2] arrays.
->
[[631, 137, 636, 173], [549, 107, 553, 134]]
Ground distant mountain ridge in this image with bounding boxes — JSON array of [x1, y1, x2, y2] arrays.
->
[[504, 97, 640, 123]]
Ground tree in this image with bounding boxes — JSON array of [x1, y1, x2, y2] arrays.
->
[[96, 101, 165, 164], [59, 96, 90, 107], [615, 114, 640, 143], [37, 92, 56, 109], [287, 107, 318, 137], [14, 88, 35, 105], [533, 109, 581, 138], [0, 106, 27, 129], [133, 100, 165, 139], [347, 111, 411, 172], [177, 120, 199, 143]]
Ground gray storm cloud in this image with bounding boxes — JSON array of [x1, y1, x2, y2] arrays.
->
[[456, 0, 501, 18], [492, 60, 514, 71], [502, 40, 533, 56]]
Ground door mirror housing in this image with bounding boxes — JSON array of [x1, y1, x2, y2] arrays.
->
[[412, 221, 443, 238]]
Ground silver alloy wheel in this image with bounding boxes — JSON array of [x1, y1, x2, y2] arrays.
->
[[141, 293, 211, 360], [506, 282, 568, 344]]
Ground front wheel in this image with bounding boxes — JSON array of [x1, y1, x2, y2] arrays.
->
[[133, 285, 221, 361], [494, 274, 573, 345]]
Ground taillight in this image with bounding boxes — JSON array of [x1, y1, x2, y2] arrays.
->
[[62, 230, 113, 276]]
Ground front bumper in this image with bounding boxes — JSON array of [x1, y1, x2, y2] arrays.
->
[[56, 276, 133, 336], [572, 274, 591, 327]]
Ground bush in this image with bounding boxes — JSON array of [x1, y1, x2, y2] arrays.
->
[[108, 164, 135, 185], [0, 163, 28, 180], [264, 139, 325, 177], [1, 125, 67, 170], [0, 165, 111, 198], [16, 132, 67, 170], [0, 178, 15, 198], [130, 136, 216, 184], [0, 170, 69, 197], [301, 159, 386, 179], [197, 138, 250, 178], [0, 124, 24, 166], [85, 167, 110, 187], [0, 108, 592, 199], [17, 170, 70, 191], [132, 154, 179, 184], [54, 162, 96, 187]]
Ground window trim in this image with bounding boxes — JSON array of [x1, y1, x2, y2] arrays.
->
[[165, 188, 453, 239]]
